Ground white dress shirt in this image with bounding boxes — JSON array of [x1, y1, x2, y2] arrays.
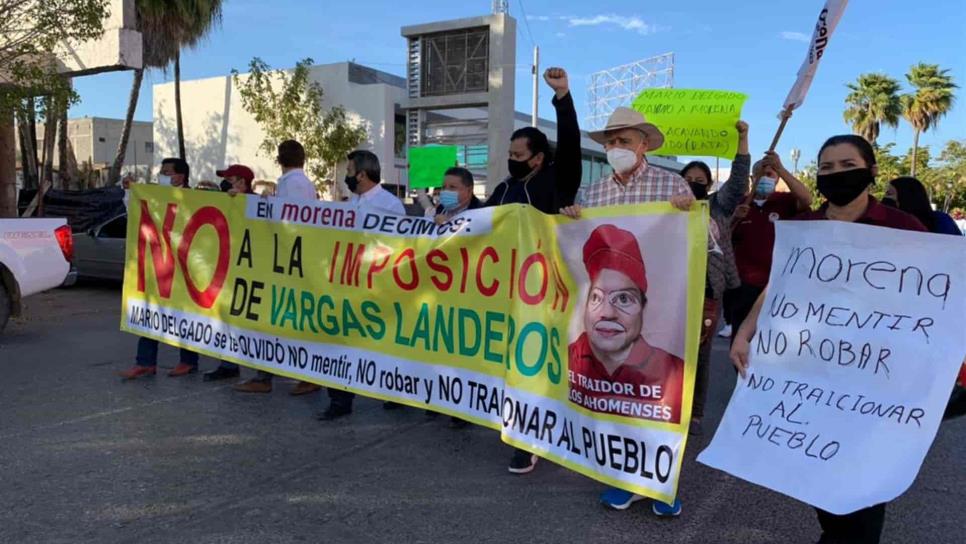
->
[[276, 169, 317, 201], [351, 184, 405, 215]]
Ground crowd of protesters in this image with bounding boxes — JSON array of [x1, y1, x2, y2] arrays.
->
[[115, 67, 964, 544]]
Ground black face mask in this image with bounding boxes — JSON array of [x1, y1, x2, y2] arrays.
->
[[881, 197, 898, 208], [507, 158, 535, 180], [816, 168, 874, 207], [344, 174, 359, 194], [688, 182, 709, 200]]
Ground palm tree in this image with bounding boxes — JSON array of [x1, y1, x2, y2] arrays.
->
[[108, 0, 222, 185], [901, 63, 957, 176], [843, 73, 903, 145]]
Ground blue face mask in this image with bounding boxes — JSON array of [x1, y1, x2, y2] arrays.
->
[[439, 190, 460, 209], [755, 177, 777, 198]]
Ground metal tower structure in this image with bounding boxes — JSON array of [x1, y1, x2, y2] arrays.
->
[[402, 14, 516, 190], [491, 0, 508, 13], [586, 53, 675, 130]]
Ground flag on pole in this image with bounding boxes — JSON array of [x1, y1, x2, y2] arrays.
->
[[782, 0, 849, 111]]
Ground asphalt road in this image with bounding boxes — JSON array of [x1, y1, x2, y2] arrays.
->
[[1, 283, 962, 544]]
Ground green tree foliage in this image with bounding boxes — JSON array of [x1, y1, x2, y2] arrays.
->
[[843, 73, 902, 144], [935, 140, 966, 210], [0, 0, 109, 111], [874, 143, 903, 186], [232, 58, 368, 191]]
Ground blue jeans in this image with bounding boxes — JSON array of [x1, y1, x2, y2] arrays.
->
[[136, 338, 199, 367]]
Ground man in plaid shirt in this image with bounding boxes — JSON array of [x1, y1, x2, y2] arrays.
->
[[560, 107, 693, 517], [562, 107, 694, 216]]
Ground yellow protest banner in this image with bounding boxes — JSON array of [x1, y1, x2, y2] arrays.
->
[[121, 185, 707, 503], [632, 89, 748, 159]]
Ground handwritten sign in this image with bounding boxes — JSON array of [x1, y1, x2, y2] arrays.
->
[[631, 89, 747, 159], [698, 221, 966, 514], [408, 145, 458, 189]]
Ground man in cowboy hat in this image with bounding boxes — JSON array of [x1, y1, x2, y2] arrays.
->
[[560, 107, 693, 216], [568, 224, 684, 424], [559, 107, 691, 516]]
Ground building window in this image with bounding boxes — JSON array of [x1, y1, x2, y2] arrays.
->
[[581, 158, 592, 186], [98, 137, 106, 143], [420, 27, 489, 97], [145, 142, 154, 153], [394, 115, 406, 158]]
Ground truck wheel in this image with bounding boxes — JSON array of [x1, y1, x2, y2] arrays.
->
[[0, 281, 9, 334]]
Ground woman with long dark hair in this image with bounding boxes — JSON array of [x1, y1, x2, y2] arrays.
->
[[884, 176, 962, 235], [731, 135, 928, 544]]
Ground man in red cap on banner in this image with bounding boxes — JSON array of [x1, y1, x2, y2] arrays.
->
[[568, 224, 684, 424], [216, 164, 255, 196]]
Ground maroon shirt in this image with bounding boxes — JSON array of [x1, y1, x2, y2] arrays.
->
[[732, 193, 801, 288], [568, 333, 684, 423], [793, 196, 926, 232]]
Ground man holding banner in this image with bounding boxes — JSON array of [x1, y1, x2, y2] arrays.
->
[[320, 148, 405, 421], [561, 106, 694, 516]]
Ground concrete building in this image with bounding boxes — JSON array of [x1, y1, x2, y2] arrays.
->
[[401, 13, 517, 189], [152, 8, 683, 196], [154, 60, 684, 195], [28, 117, 154, 177]]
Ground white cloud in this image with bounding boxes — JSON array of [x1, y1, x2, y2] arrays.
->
[[555, 32, 566, 38], [562, 14, 658, 35], [527, 15, 551, 22], [780, 31, 810, 43]]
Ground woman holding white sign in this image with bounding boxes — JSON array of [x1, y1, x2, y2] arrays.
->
[[730, 134, 926, 544]]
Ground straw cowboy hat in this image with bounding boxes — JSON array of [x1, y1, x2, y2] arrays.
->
[[589, 107, 665, 149]]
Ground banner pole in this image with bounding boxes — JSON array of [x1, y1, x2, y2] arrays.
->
[[768, 109, 792, 152]]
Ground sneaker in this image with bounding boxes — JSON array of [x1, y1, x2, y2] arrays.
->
[[507, 450, 538, 474], [600, 488, 644, 510], [168, 363, 198, 377], [652, 498, 683, 517], [717, 324, 732, 338], [118, 365, 157, 380]]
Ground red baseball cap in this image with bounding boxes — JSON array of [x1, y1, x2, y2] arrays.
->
[[216, 164, 254, 182], [582, 224, 648, 294]]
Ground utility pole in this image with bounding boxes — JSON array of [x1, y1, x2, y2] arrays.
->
[[531, 46, 539, 127]]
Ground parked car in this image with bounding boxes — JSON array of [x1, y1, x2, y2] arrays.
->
[[0, 218, 74, 333], [72, 213, 127, 282]]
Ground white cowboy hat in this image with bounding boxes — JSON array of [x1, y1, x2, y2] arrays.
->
[[589, 107, 665, 149]]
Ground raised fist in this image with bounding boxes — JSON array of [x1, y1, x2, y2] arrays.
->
[[543, 67, 569, 96]]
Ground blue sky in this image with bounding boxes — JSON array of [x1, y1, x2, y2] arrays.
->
[[72, 0, 965, 169]]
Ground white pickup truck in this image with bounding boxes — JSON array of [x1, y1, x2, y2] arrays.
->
[[0, 218, 75, 333]]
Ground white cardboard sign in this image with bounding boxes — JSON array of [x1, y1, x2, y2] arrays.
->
[[699, 220, 966, 514]]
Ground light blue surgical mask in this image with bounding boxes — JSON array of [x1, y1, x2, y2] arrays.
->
[[755, 176, 776, 198], [439, 190, 460, 209]]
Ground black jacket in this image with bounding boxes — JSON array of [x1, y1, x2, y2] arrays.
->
[[484, 92, 582, 214]]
